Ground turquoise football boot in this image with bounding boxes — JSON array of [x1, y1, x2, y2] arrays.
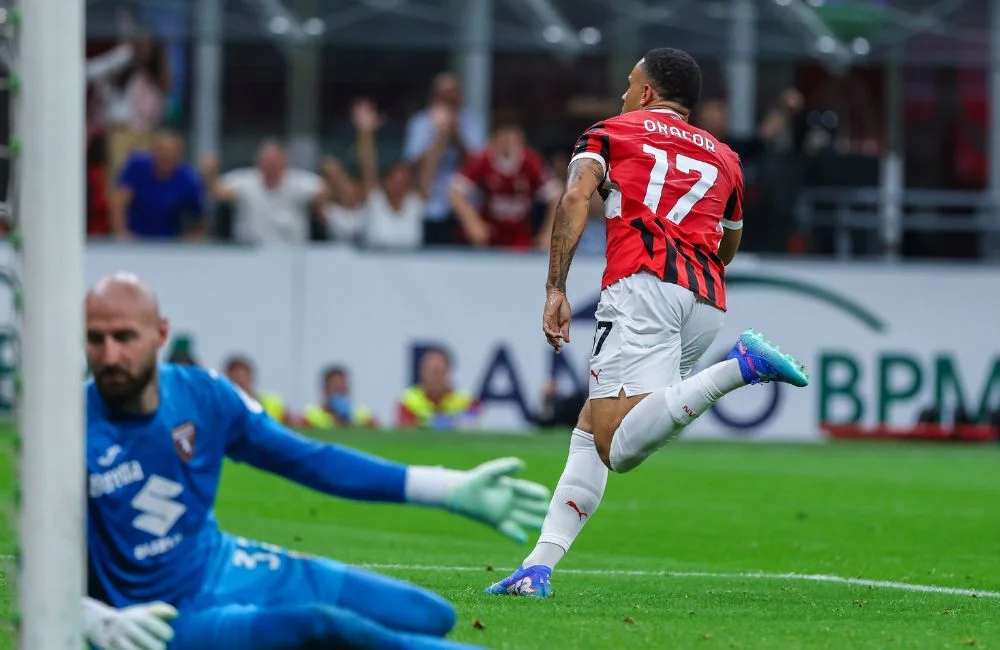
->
[[725, 328, 809, 387]]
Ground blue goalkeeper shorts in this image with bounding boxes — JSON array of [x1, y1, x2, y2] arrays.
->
[[169, 536, 458, 649]]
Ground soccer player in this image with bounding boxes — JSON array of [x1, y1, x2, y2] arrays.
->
[[83, 272, 550, 648], [485, 48, 809, 598]]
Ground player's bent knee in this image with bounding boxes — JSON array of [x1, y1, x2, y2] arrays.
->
[[588, 403, 617, 470], [590, 393, 652, 473], [592, 430, 614, 470], [576, 401, 593, 432]]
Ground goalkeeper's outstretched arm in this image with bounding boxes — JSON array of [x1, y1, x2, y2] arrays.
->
[[215, 373, 550, 543]]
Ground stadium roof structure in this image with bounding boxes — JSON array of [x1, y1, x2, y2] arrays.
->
[[80, 0, 992, 67]]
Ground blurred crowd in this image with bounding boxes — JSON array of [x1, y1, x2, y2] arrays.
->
[[80, 26, 812, 255], [163, 335, 589, 432], [166, 342, 482, 431], [87, 70, 578, 252]]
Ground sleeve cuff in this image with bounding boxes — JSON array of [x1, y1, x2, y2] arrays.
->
[[721, 218, 743, 230], [404, 466, 467, 507], [569, 152, 607, 178]]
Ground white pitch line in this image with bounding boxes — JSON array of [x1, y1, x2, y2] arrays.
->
[[360, 563, 1000, 599], [1, 555, 993, 599]]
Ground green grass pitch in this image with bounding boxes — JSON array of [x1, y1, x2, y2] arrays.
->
[[1, 429, 999, 649]]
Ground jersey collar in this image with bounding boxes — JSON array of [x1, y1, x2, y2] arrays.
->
[[645, 108, 684, 120]]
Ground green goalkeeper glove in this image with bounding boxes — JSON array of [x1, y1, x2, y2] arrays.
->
[[406, 457, 551, 543], [444, 457, 551, 543]]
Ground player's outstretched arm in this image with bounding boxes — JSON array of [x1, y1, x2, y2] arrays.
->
[[216, 373, 550, 543], [82, 596, 178, 650], [543, 156, 604, 352], [406, 457, 551, 543]]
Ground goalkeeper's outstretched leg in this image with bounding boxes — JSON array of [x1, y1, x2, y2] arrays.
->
[[334, 564, 458, 637], [170, 602, 481, 649], [167, 538, 474, 648]]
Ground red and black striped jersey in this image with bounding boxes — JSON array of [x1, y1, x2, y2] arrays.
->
[[571, 109, 744, 311]]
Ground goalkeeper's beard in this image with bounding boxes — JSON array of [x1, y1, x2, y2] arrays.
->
[[95, 361, 156, 413]]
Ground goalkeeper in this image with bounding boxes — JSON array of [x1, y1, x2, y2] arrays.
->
[[82, 272, 550, 650]]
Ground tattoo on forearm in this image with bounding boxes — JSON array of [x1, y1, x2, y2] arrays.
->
[[547, 206, 579, 292], [546, 158, 604, 292]]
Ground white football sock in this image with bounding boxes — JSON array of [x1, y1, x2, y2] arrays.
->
[[523, 428, 608, 569], [609, 359, 746, 473]]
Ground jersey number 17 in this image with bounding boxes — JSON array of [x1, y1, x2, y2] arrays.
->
[[640, 144, 718, 225]]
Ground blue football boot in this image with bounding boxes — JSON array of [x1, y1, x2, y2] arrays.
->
[[483, 565, 552, 598], [726, 328, 809, 387]]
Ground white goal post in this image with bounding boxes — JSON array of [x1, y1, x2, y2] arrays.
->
[[17, 0, 86, 647]]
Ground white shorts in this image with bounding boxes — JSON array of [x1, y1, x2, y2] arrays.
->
[[588, 272, 725, 399]]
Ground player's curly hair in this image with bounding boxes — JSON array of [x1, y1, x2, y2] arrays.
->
[[640, 48, 702, 111]]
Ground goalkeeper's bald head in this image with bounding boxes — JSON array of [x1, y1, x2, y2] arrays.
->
[[85, 272, 168, 413]]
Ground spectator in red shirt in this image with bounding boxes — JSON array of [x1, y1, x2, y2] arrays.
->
[[87, 148, 112, 237], [449, 122, 562, 250]]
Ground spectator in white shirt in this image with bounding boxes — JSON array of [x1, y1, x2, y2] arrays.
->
[[201, 141, 329, 245], [319, 157, 368, 243], [322, 100, 445, 250]]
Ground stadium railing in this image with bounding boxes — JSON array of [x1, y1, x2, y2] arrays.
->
[[795, 187, 1000, 259]]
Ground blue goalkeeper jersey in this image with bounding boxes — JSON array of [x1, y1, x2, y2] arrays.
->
[[86, 363, 408, 608]]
